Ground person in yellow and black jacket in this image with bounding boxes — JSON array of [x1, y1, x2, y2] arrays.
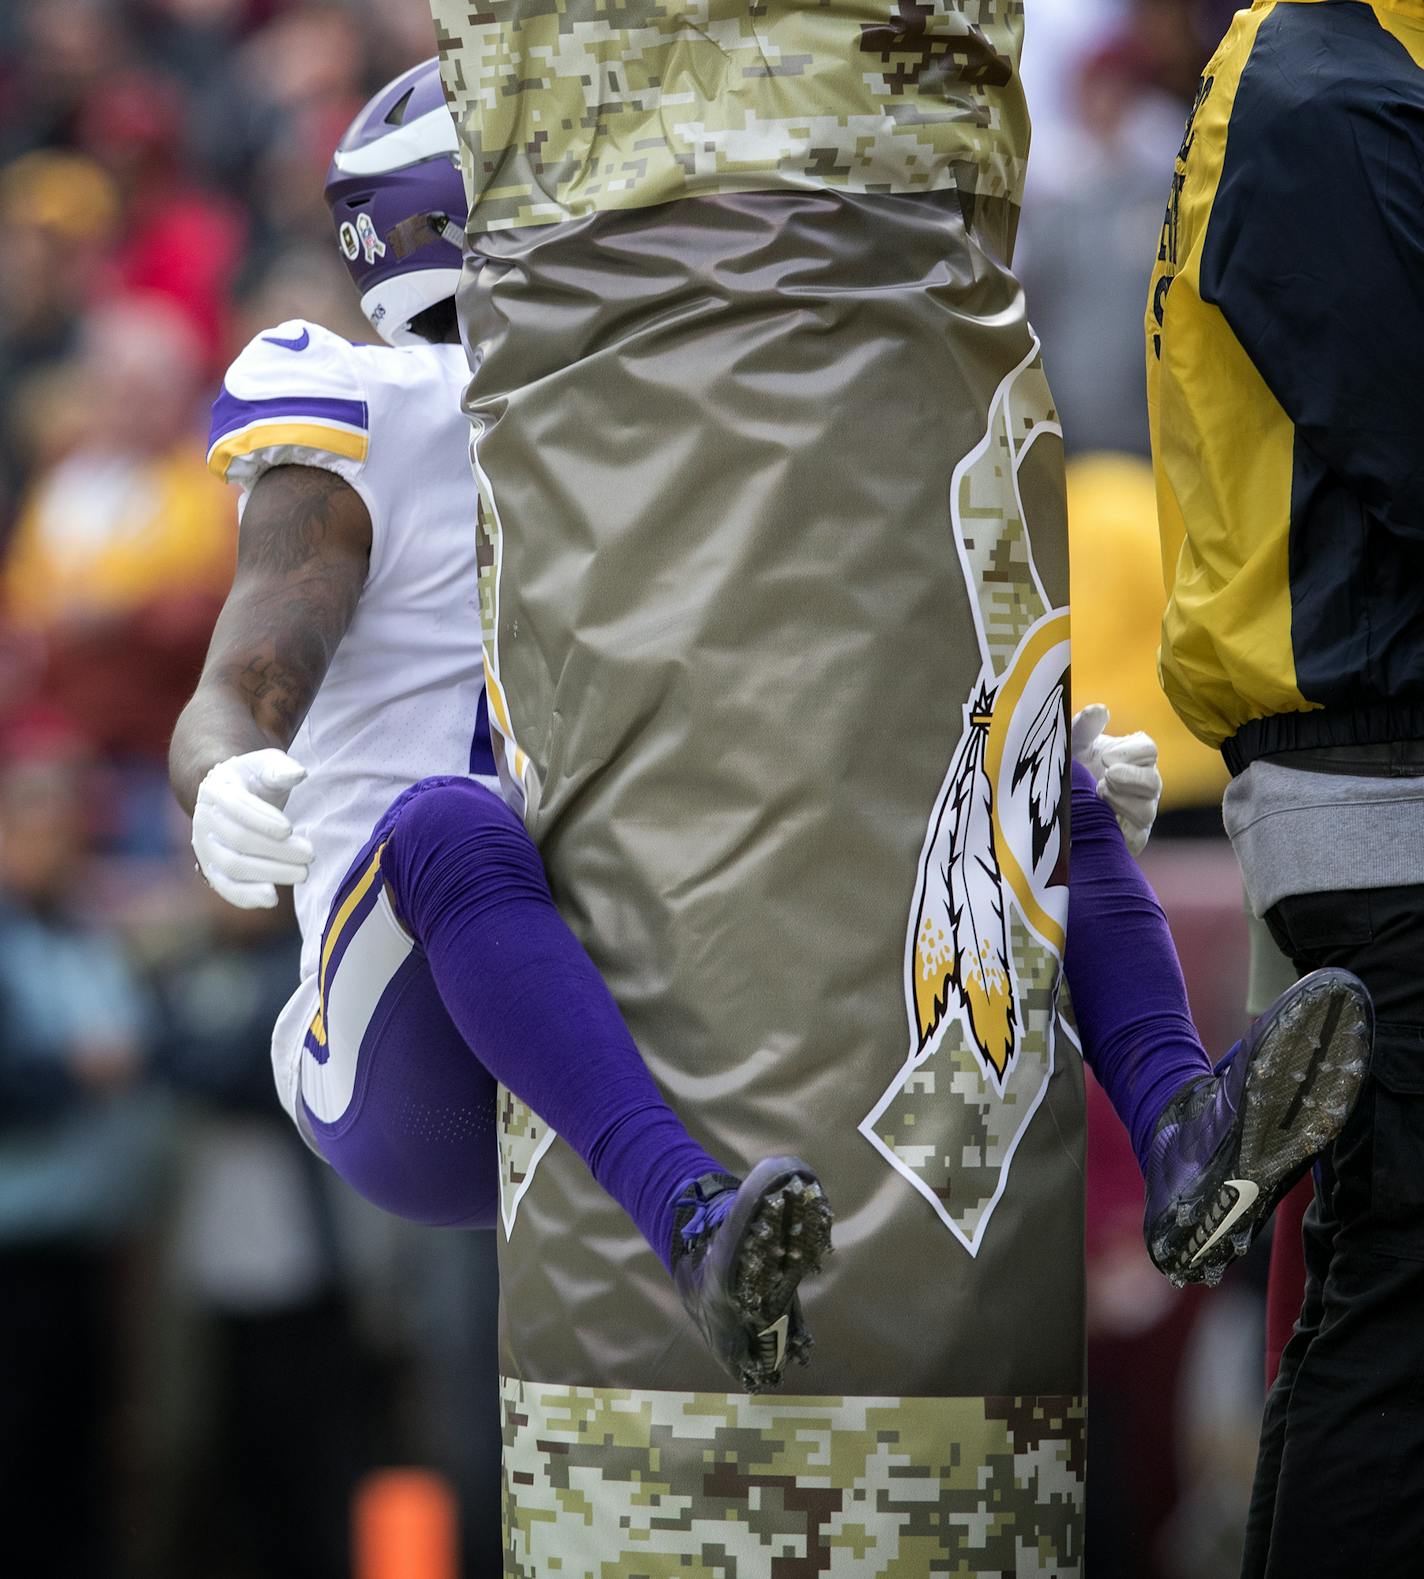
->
[[1148, 3, 1424, 1575]]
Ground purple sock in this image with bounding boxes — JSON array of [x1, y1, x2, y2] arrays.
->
[[1065, 761, 1212, 1174], [381, 778, 726, 1270]]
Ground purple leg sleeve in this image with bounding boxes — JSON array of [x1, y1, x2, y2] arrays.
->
[[1066, 761, 1212, 1174], [382, 777, 727, 1272]]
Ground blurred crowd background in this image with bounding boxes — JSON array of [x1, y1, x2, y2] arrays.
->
[[0, 1, 1269, 1575]]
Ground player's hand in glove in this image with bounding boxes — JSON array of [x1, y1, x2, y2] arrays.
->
[[1071, 704, 1162, 857], [192, 749, 313, 909]]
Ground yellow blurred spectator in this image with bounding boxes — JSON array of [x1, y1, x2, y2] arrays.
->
[[1, 298, 234, 758], [0, 151, 123, 521], [4, 298, 232, 628], [1068, 451, 1228, 813], [0, 148, 120, 244]]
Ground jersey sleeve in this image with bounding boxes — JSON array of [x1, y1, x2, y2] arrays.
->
[[207, 321, 371, 489]]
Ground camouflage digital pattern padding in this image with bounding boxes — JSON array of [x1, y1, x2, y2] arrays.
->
[[430, 0, 1030, 256], [496, 1087, 553, 1237], [451, 182, 1081, 1576], [502, 1378, 1085, 1577], [863, 349, 1072, 1254], [436, 3, 1080, 1565]]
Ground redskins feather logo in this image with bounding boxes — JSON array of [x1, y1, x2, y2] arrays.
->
[[909, 636, 1067, 1086], [863, 339, 1070, 1255], [913, 684, 1016, 1081]]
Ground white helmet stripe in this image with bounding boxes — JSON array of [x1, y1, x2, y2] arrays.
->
[[331, 106, 459, 177]]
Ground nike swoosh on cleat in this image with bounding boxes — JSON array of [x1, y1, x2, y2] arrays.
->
[[262, 328, 310, 352], [758, 1313, 790, 1372], [1190, 1179, 1261, 1267]]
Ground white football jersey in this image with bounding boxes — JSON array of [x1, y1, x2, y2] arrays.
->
[[208, 319, 494, 1120]]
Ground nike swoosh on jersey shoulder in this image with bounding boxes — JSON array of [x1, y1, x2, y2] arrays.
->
[[262, 328, 311, 352]]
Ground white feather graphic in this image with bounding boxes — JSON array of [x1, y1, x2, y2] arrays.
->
[[912, 742, 966, 1052], [1012, 681, 1067, 873], [945, 689, 1016, 1079]]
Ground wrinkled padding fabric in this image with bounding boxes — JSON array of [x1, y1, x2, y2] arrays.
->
[[457, 185, 1084, 1577]]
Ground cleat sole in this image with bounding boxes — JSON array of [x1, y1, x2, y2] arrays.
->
[[1150, 970, 1371, 1283], [730, 1170, 833, 1392]]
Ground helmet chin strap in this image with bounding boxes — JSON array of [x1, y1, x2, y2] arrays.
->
[[387, 211, 465, 261]]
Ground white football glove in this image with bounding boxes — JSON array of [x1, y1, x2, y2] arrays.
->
[[192, 749, 313, 909], [1071, 704, 1162, 857]]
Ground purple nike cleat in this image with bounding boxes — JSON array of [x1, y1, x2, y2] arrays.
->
[[1144, 968, 1373, 1285], [670, 1156, 833, 1393]]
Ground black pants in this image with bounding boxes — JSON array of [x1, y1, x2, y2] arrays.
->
[[0, 1246, 118, 1579], [1242, 884, 1424, 1579]]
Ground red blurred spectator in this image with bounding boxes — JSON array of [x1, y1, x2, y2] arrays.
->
[[1264, 1176, 1311, 1389], [77, 70, 246, 366], [1086, 1071, 1205, 1578], [0, 0, 125, 160], [233, 4, 369, 250]]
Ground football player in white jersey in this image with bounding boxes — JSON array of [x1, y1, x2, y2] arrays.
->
[[171, 61, 832, 1395], [172, 62, 1371, 1396]]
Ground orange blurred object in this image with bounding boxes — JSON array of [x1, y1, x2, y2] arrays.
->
[[353, 1469, 461, 1579]]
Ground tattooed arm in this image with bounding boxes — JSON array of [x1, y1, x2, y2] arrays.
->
[[170, 465, 372, 816]]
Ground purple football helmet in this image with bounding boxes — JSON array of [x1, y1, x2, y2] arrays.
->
[[324, 58, 467, 346]]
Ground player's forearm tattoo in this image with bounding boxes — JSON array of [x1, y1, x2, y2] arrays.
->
[[234, 650, 318, 740], [171, 466, 371, 807], [216, 467, 368, 741]]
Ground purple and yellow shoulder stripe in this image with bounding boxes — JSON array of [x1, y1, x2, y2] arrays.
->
[[207, 387, 370, 479]]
